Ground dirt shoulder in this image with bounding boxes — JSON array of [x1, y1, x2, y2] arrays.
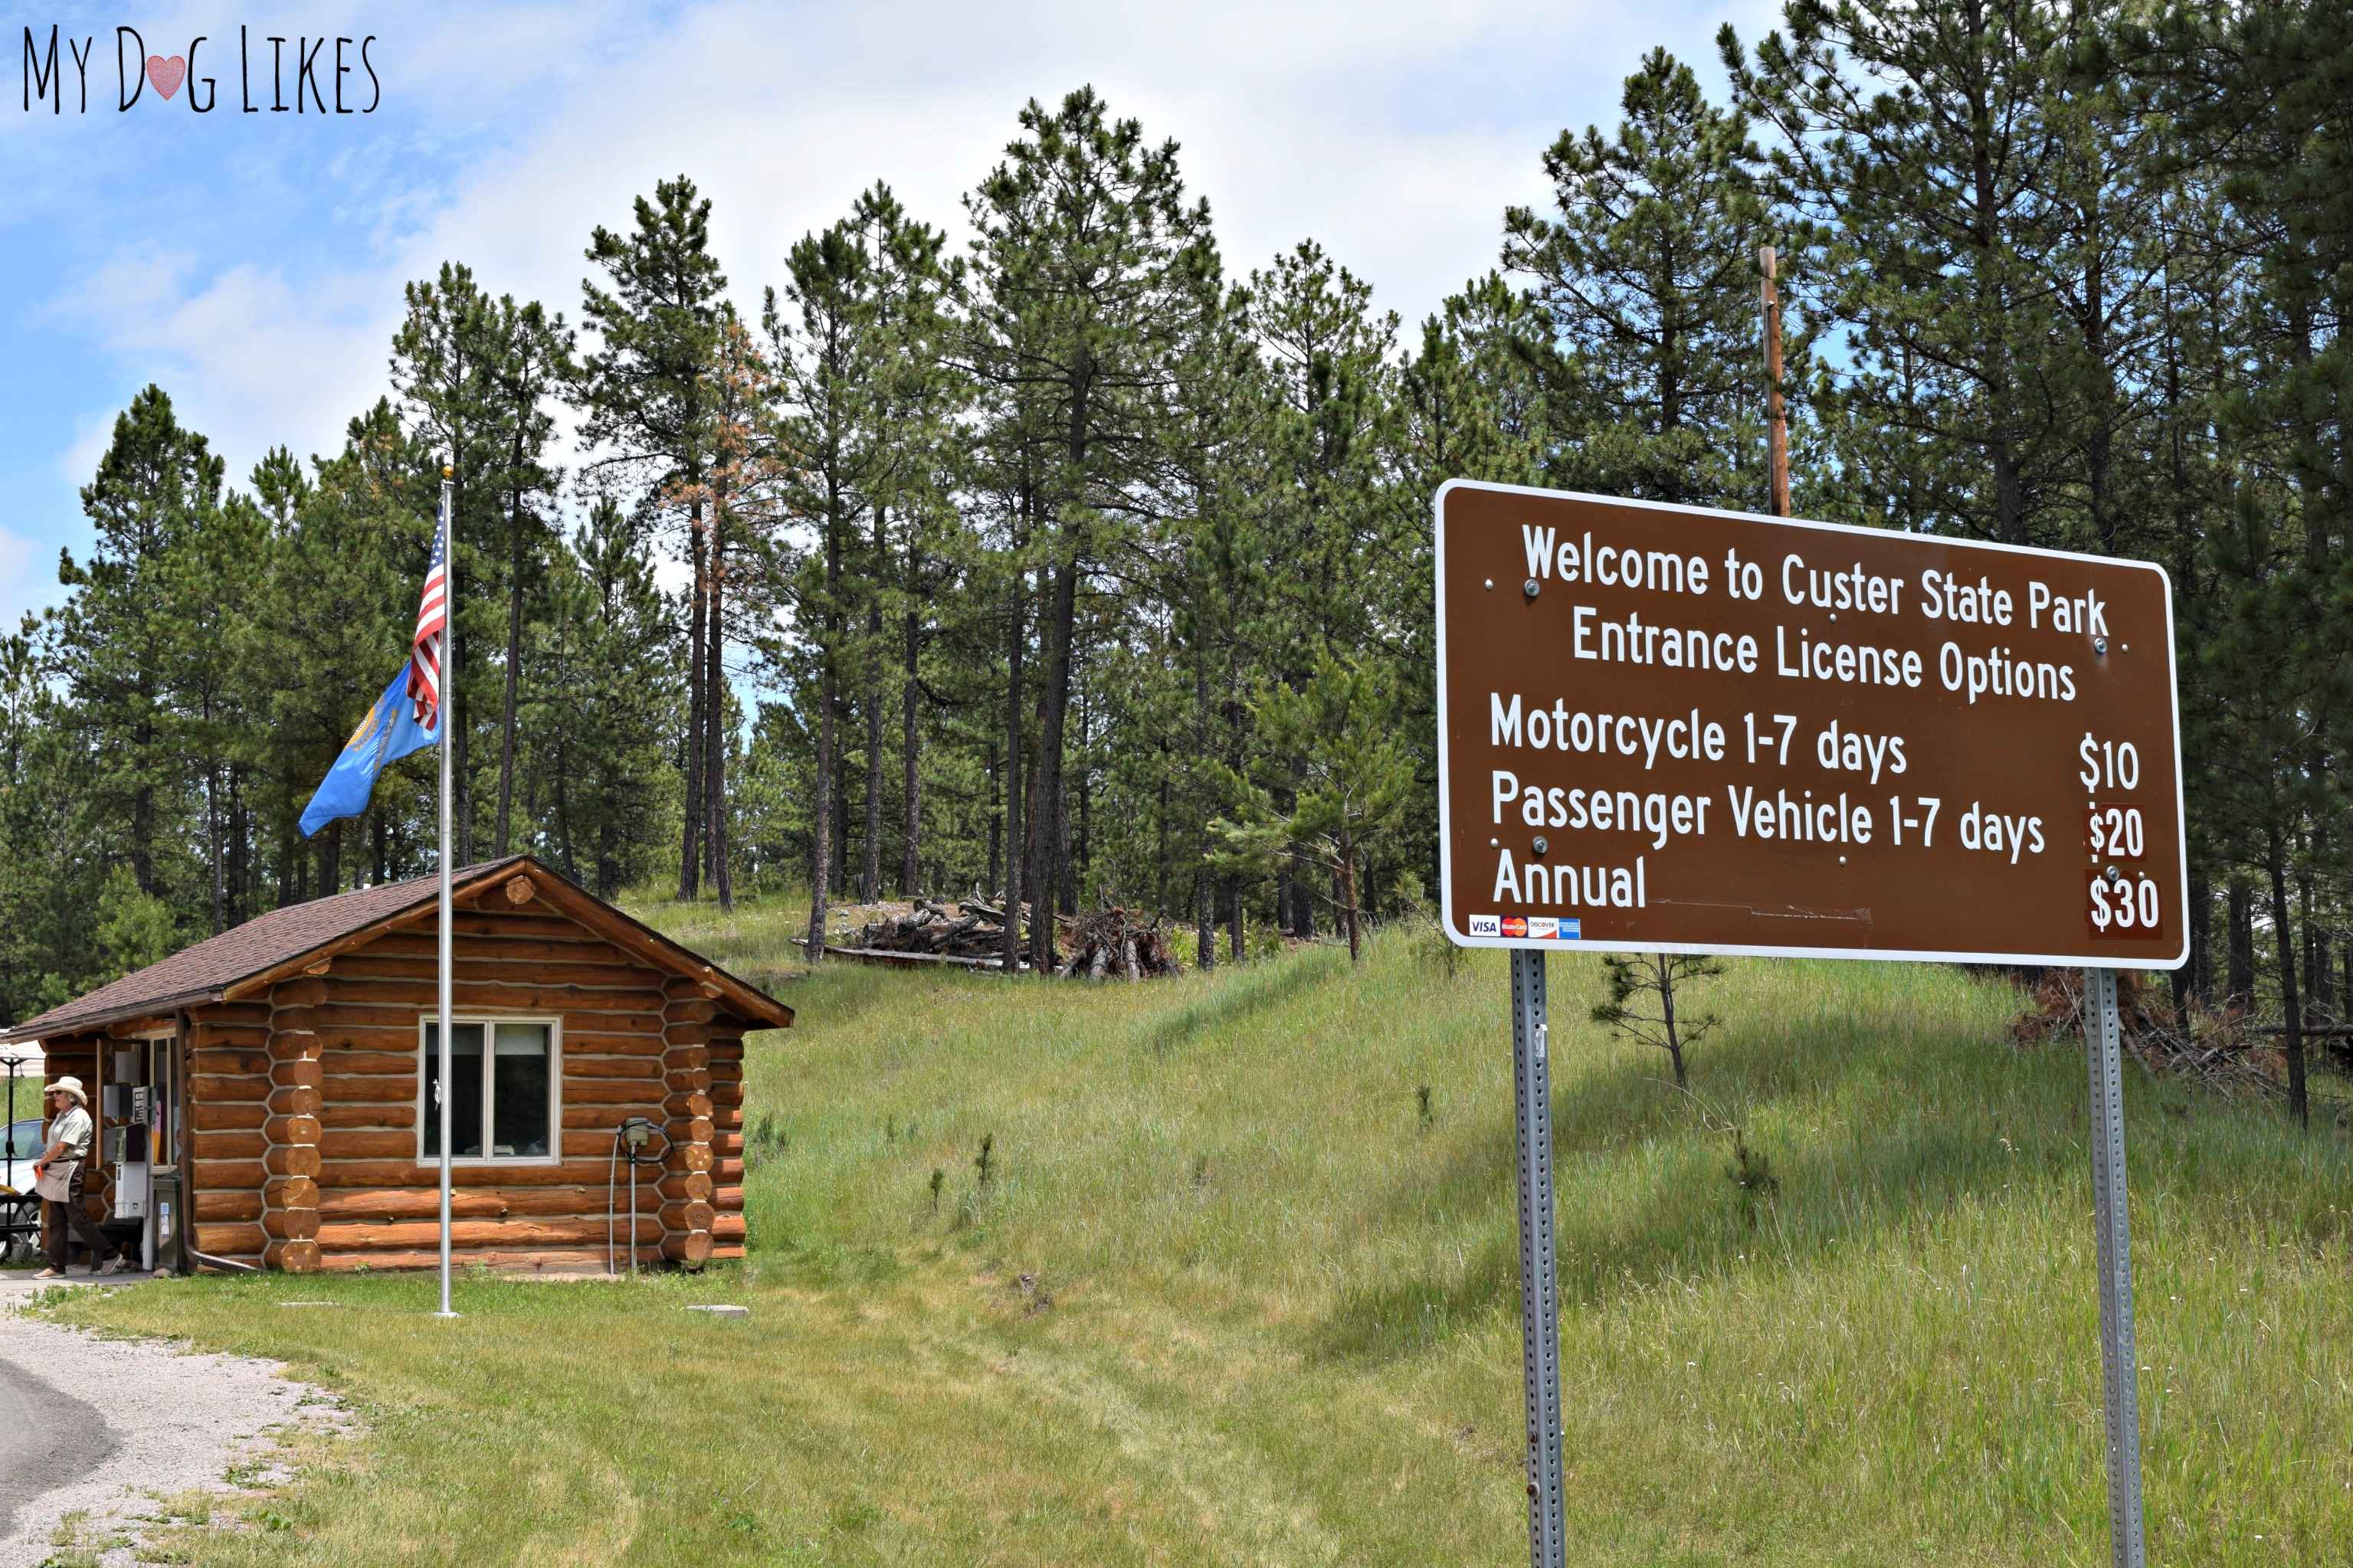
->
[[0, 1304, 345, 1566]]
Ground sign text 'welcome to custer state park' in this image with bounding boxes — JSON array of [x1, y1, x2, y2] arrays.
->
[[1434, 481, 2188, 968]]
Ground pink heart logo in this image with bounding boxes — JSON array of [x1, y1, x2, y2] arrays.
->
[[146, 54, 185, 100]]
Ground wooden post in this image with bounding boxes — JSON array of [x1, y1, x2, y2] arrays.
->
[[264, 977, 326, 1272], [659, 978, 716, 1267], [90, 1035, 106, 1252], [1761, 245, 1791, 519], [706, 1029, 747, 1259]]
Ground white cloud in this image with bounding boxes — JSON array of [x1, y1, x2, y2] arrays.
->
[[32, 0, 1783, 509], [0, 525, 52, 633], [53, 249, 398, 483]]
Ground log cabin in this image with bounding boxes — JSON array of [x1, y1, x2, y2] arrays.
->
[[0, 856, 791, 1274]]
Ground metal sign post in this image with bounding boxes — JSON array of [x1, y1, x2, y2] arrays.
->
[[1509, 950, 1566, 1567], [1432, 482, 2185, 1558], [2085, 966, 2147, 1566]]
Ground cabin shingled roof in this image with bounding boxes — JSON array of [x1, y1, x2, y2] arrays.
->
[[0, 855, 792, 1043]]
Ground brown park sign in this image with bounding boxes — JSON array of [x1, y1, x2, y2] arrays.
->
[[1436, 481, 2188, 967]]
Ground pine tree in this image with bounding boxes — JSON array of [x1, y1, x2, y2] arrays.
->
[[476, 294, 573, 859], [773, 197, 891, 951], [0, 618, 107, 1019], [390, 263, 503, 862], [54, 385, 225, 900], [526, 499, 683, 895], [1506, 47, 1779, 509], [1211, 652, 1412, 961], [248, 402, 434, 899], [1234, 241, 1404, 935], [154, 488, 271, 931], [577, 176, 728, 899], [963, 87, 1221, 967], [1725, 2, 2076, 543]]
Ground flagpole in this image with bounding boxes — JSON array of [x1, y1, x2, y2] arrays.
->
[[435, 463, 457, 1320]]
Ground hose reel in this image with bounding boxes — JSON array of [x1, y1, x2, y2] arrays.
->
[[607, 1116, 670, 1277]]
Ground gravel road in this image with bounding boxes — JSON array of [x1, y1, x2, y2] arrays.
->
[[0, 1307, 342, 1566], [0, 1354, 116, 1542]]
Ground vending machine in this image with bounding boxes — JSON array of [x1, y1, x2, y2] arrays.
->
[[97, 1038, 181, 1272]]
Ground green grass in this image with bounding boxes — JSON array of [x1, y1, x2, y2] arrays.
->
[[45, 904, 2353, 1565]]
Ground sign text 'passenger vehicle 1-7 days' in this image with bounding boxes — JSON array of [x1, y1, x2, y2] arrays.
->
[[1435, 481, 2187, 967]]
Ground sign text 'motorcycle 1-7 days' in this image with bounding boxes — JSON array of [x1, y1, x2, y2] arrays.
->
[[1435, 480, 2187, 968]]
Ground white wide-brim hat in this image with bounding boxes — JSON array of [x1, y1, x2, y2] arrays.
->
[[42, 1075, 85, 1105]]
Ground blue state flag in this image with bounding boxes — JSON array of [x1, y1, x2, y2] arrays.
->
[[299, 666, 440, 837]]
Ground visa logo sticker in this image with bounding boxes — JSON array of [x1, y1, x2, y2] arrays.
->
[[1527, 917, 1558, 939], [1468, 913, 1500, 938], [1501, 916, 1528, 938]]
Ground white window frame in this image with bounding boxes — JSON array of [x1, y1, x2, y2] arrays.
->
[[414, 1013, 564, 1167]]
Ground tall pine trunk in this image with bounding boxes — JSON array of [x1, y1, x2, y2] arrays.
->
[[225, 767, 249, 928], [857, 507, 886, 904], [902, 567, 922, 897], [1196, 871, 1214, 971], [131, 719, 154, 894], [1001, 573, 1027, 974], [985, 738, 1001, 896], [834, 735, 850, 892], [454, 643, 474, 866], [2178, 871, 2212, 1017], [1031, 558, 1077, 972], [806, 502, 844, 961], [706, 506, 731, 909], [2227, 882, 2255, 1007], [1339, 843, 1362, 962], [2266, 835, 2309, 1128], [860, 683, 884, 904], [206, 757, 223, 936], [680, 504, 707, 900], [860, 574, 885, 903], [495, 506, 525, 859], [316, 820, 342, 900], [1194, 650, 1214, 970], [1965, 48, 2028, 548]]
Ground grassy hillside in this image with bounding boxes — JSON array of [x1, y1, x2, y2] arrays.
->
[[44, 904, 2353, 1566]]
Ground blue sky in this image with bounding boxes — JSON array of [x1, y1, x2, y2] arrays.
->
[[1, 0, 1777, 631]]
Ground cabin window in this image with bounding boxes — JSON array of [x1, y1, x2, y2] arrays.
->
[[418, 1017, 559, 1162]]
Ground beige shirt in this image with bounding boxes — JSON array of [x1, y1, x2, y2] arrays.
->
[[45, 1104, 91, 1162]]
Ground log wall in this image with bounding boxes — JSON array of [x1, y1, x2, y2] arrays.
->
[[709, 1024, 746, 1259], [169, 894, 778, 1273], [189, 1001, 273, 1262]]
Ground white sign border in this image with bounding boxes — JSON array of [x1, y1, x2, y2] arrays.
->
[[1434, 478, 2191, 969]]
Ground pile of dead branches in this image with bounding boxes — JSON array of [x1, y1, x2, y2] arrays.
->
[[1051, 905, 1183, 980], [850, 898, 1022, 961], [2009, 968, 2283, 1098], [831, 895, 1183, 980]]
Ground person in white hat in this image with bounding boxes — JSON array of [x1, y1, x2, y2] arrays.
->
[[31, 1076, 121, 1278]]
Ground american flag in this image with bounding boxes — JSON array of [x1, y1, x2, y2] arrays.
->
[[408, 487, 449, 729]]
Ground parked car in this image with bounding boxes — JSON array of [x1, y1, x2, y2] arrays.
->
[[1, 1115, 44, 1263]]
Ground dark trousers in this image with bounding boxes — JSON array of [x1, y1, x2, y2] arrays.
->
[[45, 1165, 117, 1271]]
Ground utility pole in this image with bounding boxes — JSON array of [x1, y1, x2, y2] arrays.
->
[[1761, 245, 1791, 518]]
